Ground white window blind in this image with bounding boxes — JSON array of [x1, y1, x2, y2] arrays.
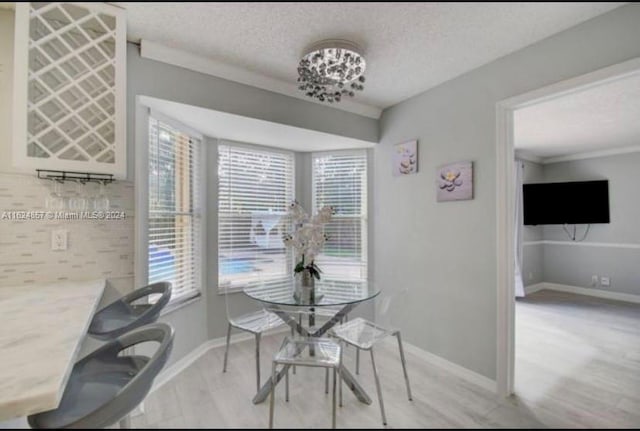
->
[[312, 151, 368, 281], [148, 116, 202, 304], [218, 144, 294, 289]]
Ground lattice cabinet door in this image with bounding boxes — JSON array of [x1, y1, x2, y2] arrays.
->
[[13, 2, 126, 178]]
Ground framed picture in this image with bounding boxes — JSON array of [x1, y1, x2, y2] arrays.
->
[[393, 140, 418, 176], [437, 161, 473, 201]]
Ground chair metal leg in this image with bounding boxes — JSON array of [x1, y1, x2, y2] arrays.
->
[[332, 367, 337, 429], [285, 366, 290, 402], [269, 362, 277, 429], [395, 331, 413, 401], [119, 414, 131, 429], [292, 314, 302, 376], [255, 333, 262, 393], [325, 368, 329, 394], [355, 347, 360, 375], [339, 348, 344, 407], [222, 323, 232, 373], [370, 348, 387, 426]]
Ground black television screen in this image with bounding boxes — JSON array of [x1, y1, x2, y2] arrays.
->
[[523, 180, 610, 225]]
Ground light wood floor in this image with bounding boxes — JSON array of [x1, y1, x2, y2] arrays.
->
[[514, 289, 640, 428], [131, 290, 640, 428]]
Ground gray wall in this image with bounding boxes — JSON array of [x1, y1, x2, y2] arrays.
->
[[127, 43, 378, 181], [542, 153, 640, 244], [125, 42, 379, 364], [375, 4, 640, 381], [521, 161, 545, 287], [0, 10, 14, 174], [541, 153, 640, 296]]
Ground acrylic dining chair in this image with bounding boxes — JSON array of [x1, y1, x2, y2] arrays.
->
[[222, 282, 286, 392], [330, 287, 413, 426], [269, 336, 342, 429]]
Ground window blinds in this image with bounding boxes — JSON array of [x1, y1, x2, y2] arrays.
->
[[312, 151, 368, 281], [148, 116, 202, 303], [218, 144, 294, 289]]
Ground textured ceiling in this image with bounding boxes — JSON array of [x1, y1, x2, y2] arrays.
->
[[117, 2, 622, 110], [515, 73, 640, 158]]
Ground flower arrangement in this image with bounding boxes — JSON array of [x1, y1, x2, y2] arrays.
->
[[283, 201, 334, 281]]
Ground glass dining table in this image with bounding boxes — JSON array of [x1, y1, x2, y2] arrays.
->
[[243, 277, 380, 405]]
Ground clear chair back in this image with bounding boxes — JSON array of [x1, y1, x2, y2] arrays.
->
[[223, 282, 266, 325], [373, 286, 410, 330]]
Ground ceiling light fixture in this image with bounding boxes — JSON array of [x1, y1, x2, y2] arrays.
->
[[297, 39, 366, 103]]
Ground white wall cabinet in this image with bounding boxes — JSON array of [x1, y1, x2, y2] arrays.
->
[[12, 2, 126, 178]]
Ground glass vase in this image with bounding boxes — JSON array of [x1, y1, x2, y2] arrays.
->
[[301, 268, 315, 288], [295, 269, 315, 304]]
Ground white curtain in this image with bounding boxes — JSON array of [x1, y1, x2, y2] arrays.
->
[[514, 160, 525, 298]]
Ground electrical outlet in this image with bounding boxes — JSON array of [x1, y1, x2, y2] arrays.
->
[[591, 275, 599, 287], [600, 276, 610, 287], [51, 229, 68, 251]]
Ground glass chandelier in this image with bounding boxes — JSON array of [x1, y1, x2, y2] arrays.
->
[[297, 40, 366, 103]]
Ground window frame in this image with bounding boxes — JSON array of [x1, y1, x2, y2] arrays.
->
[[137, 109, 206, 310], [311, 149, 368, 282], [217, 140, 296, 293]]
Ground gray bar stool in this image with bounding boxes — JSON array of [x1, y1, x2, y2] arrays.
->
[[28, 323, 174, 429], [89, 282, 172, 340]]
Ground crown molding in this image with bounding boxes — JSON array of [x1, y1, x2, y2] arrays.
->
[[515, 145, 640, 164], [514, 150, 543, 164], [542, 144, 640, 164], [139, 40, 382, 119]]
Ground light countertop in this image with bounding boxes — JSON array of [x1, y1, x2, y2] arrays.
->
[[0, 279, 106, 421]]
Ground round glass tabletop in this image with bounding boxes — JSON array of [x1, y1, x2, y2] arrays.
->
[[243, 278, 380, 307]]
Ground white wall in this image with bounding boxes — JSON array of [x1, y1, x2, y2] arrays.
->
[[376, 4, 640, 380]]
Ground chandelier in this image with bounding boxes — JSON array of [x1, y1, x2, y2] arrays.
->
[[297, 40, 366, 103]]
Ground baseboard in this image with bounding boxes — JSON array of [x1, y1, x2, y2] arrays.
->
[[524, 283, 545, 295], [149, 326, 497, 401], [401, 341, 497, 394], [150, 326, 289, 394], [540, 282, 640, 304]]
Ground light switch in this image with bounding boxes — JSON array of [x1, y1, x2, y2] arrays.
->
[[51, 229, 68, 251]]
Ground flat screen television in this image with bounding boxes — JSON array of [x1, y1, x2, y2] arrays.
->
[[523, 180, 610, 225]]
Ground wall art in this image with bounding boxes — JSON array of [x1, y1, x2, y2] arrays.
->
[[437, 161, 473, 201], [393, 140, 418, 176]]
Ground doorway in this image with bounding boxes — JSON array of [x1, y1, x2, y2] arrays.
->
[[495, 56, 640, 399]]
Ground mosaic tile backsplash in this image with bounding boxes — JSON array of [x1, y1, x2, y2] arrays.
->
[[0, 173, 134, 287]]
